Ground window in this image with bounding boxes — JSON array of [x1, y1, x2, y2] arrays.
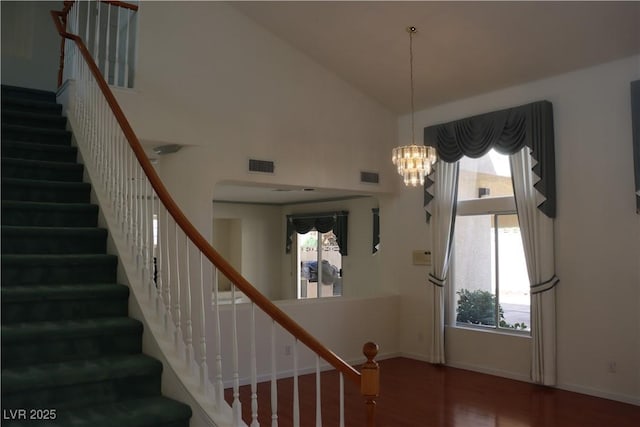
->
[[451, 150, 530, 332], [296, 230, 342, 299]]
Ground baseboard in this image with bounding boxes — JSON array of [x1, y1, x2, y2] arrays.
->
[[397, 352, 532, 383], [398, 352, 640, 406], [227, 350, 402, 389], [556, 383, 640, 406]]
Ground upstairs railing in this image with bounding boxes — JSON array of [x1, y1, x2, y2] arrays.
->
[[52, 2, 379, 426]]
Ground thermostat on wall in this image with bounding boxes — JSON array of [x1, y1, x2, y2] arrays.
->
[[412, 250, 431, 266]]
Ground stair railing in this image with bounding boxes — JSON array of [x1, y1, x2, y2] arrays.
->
[[52, 2, 379, 426]]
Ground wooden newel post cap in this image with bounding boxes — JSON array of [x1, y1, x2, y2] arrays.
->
[[363, 341, 379, 363], [361, 341, 380, 398]]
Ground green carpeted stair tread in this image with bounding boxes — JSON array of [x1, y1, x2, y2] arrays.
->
[[1, 178, 91, 203], [1, 283, 129, 323], [1, 354, 162, 410], [1, 317, 142, 343], [1, 96, 62, 116], [1, 317, 143, 368], [2, 139, 78, 162], [2, 109, 68, 129], [1, 283, 128, 302], [2, 124, 72, 145], [49, 396, 192, 427], [1, 85, 57, 103], [2, 225, 108, 254], [2, 157, 84, 182], [1, 254, 118, 286], [1, 200, 98, 227], [1, 353, 161, 393]]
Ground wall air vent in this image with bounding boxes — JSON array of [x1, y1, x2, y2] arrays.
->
[[249, 159, 275, 174], [360, 171, 379, 184]]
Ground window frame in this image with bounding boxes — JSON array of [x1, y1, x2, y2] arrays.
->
[[450, 196, 531, 336]]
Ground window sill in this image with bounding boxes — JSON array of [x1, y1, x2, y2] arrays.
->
[[447, 323, 531, 338]]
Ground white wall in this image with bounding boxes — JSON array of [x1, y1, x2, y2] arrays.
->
[[392, 55, 640, 403], [1, 1, 60, 91], [113, 1, 398, 247], [212, 294, 401, 387]]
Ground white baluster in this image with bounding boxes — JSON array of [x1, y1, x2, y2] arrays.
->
[[114, 6, 121, 86], [271, 320, 278, 427], [85, 0, 91, 48], [213, 267, 224, 408], [232, 285, 242, 425], [339, 373, 345, 427], [293, 339, 300, 427], [316, 356, 322, 427], [199, 253, 209, 392], [155, 206, 164, 317], [124, 8, 130, 87], [184, 237, 193, 369], [250, 303, 259, 427], [94, 1, 101, 71], [173, 223, 182, 350], [163, 208, 173, 333], [104, 3, 111, 83]]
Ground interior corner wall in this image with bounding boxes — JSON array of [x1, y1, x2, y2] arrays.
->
[[1, 1, 59, 91], [212, 202, 283, 300], [393, 55, 640, 403]]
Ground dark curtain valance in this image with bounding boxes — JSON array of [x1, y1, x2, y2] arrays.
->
[[424, 100, 556, 219], [286, 211, 349, 255]]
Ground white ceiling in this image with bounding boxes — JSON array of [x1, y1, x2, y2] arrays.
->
[[216, 0, 640, 204], [232, 1, 640, 114]]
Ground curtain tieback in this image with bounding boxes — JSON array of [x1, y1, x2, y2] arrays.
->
[[428, 274, 446, 288], [531, 275, 559, 294]]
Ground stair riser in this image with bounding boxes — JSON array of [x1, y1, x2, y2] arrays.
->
[[2, 112, 67, 130], [1, 182, 91, 203], [1, 258, 117, 286], [2, 144, 78, 163], [2, 332, 142, 368], [2, 162, 84, 182], [2, 126, 71, 146], [1, 375, 160, 411], [1, 206, 98, 227], [1, 232, 107, 255], [2, 297, 128, 324]]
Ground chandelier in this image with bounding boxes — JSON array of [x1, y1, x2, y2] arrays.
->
[[392, 26, 437, 186]]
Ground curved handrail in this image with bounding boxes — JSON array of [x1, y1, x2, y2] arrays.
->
[[50, 8, 363, 385]]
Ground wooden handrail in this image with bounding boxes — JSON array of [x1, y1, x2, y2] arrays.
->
[[50, 7, 367, 387]]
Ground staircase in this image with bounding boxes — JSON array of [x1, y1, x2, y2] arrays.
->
[[1, 85, 192, 427]]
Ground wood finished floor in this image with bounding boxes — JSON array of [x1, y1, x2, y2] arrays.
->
[[225, 357, 640, 426]]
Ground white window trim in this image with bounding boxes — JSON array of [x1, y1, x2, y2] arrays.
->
[[450, 195, 531, 336]]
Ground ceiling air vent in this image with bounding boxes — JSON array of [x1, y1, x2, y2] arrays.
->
[[249, 159, 275, 174], [360, 171, 379, 184]]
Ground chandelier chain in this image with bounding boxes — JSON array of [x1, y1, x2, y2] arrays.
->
[[409, 26, 416, 145]]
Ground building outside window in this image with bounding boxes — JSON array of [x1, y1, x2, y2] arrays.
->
[[451, 150, 530, 332], [296, 230, 342, 299]]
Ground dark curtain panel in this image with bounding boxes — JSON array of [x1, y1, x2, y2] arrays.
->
[[372, 208, 380, 254], [423, 100, 556, 220], [286, 211, 349, 255], [631, 80, 640, 213]]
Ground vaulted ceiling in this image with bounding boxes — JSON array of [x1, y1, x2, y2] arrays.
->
[[231, 1, 640, 114]]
